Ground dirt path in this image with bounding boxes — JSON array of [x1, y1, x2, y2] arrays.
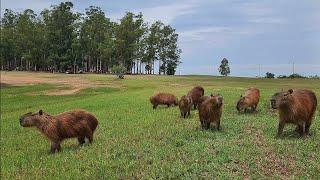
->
[[1, 72, 98, 95]]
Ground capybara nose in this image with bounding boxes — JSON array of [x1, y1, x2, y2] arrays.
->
[[19, 118, 23, 124]]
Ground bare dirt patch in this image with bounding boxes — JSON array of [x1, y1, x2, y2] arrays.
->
[[1, 72, 101, 95]]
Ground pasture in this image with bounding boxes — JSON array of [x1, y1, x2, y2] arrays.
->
[[1, 71, 320, 179]]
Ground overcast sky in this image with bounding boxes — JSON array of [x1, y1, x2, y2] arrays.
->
[[2, 0, 320, 76]]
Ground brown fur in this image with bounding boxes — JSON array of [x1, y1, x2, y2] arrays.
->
[[187, 86, 205, 109], [276, 89, 317, 137], [198, 94, 215, 108], [20, 109, 99, 153], [198, 95, 223, 130], [236, 87, 260, 113], [150, 93, 178, 109], [179, 95, 193, 118]]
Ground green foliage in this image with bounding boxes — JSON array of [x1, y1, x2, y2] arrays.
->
[[1, 72, 320, 179], [265, 72, 275, 78], [111, 64, 126, 79], [0, 2, 181, 74], [218, 58, 230, 76], [288, 73, 305, 79]]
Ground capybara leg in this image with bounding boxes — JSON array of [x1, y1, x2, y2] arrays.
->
[[78, 136, 85, 145], [183, 113, 186, 118], [86, 130, 94, 143], [216, 121, 221, 131], [50, 141, 60, 153], [299, 122, 306, 137], [200, 120, 205, 129], [205, 122, 210, 130], [193, 104, 197, 110], [153, 105, 157, 109], [277, 122, 285, 137], [305, 122, 311, 135], [187, 110, 190, 117]]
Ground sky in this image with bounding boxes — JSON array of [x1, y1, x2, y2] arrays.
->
[[1, 0, 320, 76]]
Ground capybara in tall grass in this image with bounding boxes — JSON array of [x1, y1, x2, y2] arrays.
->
[[198, 95, 223, 130], [20, 109, 98, 153], [150, 93, 178, 109], [236, 87, 260, 113], [179, 95, 192, 118], [187, 86, 205, 109], [275, 89, 317, 137]]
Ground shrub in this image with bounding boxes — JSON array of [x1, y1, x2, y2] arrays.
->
[[265, 72, 275, 78], [111, 64, 126, 79]]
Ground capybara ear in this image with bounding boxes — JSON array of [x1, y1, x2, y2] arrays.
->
[[39, 110, 43, 115], [210, 93, 214, 97], [288, 89, 293, 94]]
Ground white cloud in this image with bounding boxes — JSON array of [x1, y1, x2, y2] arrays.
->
[[109, 0, 200, 24], [1, 0, 53, 13]]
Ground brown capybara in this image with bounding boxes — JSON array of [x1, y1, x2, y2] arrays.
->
[[150, 93, 178, 109], [236, 87, 260, 113], [198, 95, 223, 130], [179, 95, 193, 118], [275, 89, 317, 137], [187, 86, 205, 109], [20, 109, 98, 153]]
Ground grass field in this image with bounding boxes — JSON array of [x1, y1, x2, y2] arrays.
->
[[1, 72, 320, 179]]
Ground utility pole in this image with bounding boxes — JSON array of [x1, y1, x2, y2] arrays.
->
[[258, 64, 261, 78], [292, 62, 295, 74]]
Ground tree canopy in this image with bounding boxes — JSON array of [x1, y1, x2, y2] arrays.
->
[[0, 2, 182, 75], [218, 58, 230, 76]]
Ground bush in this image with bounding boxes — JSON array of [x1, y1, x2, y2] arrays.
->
[[277, 75, 287, 79], [265, 72, 275, 78], [111, 64, 126, 79], [288, 73, 305, 79]]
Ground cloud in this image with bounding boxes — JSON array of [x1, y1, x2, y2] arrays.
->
[[1, 0, 52, 13], [109, 0, 199, 24]]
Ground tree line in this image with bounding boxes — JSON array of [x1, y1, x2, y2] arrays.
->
[[0, 2, 181, 75]]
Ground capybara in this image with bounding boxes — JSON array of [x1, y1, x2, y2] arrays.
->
[[150, 93, 178, 109], [236, 87, 260, 113], [275, 89, 317, 137], [198, 95, 223, 130], [20, 109, 99, 153], [179, 95, 193, 118], [187, 86, 205, 109]]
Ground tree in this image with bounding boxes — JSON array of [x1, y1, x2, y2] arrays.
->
[[114, 12, 147, 73], [218, 58, 230, 76], [265, 72, 275, 78], [44, 2, 78, 72], [80, 6, 111, 72]]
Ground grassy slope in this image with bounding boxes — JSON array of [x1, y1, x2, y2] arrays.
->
[[1, 73, 320, 179]]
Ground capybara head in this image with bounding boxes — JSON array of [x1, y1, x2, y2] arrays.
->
[[277, 89, 294, 108], [270, 91, 286, 109], [211, 95, 223, 108], [236, 95, 247, 111], [20, 110, 44, 127]]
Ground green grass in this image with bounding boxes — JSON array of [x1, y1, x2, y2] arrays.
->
[[1, 73, 320, 179]]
